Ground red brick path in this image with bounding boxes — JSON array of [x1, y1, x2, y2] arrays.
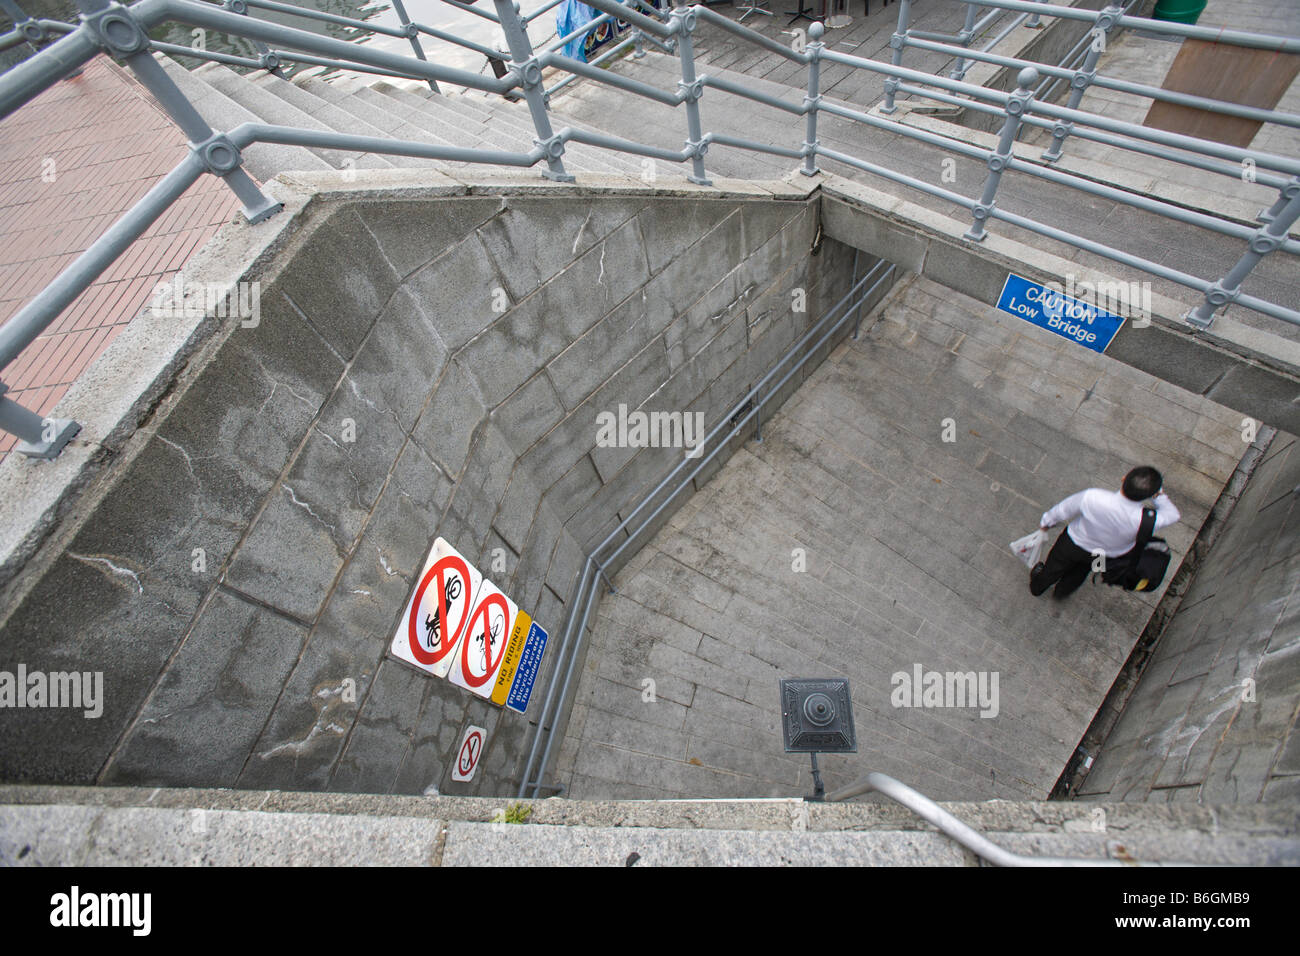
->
[[0, 55, 240, 456]]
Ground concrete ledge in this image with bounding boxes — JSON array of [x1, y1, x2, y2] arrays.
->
[[2, 786, 1294, 866]]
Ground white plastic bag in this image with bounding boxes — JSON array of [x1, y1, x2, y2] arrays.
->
[[1010, 529, 1049, 569]]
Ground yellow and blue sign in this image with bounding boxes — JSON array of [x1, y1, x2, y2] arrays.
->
[[995, 273, 1125, 353], [505, 621, 550, 715]]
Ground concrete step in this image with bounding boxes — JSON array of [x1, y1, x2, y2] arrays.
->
[[349, 85, 533, 175], [246, 72, 402, 171], [195, 64, 392, 171], [293, 74, 352, 105], [301, 87, 443, 170], [381, 80, 643, 176], [555, 50, 1300, 336], [156, 55, 333, 180], [3, 786, 1295, 866]]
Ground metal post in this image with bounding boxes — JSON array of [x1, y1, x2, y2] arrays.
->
[[632, 26, 646, 58], [1185, 189, 1300, 330], [220, 0, 279, 73], [966, 66, 1037, 242], [949, 2, 980, 81], [493, 0, 573, 182], [1026, 0, 1044, 28], [880, 0, 910, 114], [1, 0, 53, 52], [0, 382, 79, 459], [671, 6, 710, 186], [808, 752, 825, 800], [801, 20, 822, 177], [1259, 176, 1299, 224], [1041, 4, 1119, 163], [391, 0, 440, 94]]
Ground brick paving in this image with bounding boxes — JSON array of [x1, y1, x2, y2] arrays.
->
[[0, 56, 239, 456]]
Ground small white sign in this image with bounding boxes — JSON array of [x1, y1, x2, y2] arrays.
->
[[452, 724, 487, 782], [447, 579, 518, 699], [391, 538, 483, 678]]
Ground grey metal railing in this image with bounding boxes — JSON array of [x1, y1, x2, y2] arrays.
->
[[2, 0, 1298, 800], [825, 772, 1185, 866], [0, 0, 1296, 452]]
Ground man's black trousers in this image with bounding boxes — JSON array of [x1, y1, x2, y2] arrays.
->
[[1030, 528, 1095, 598]]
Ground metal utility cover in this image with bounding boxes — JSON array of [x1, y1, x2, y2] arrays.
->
[[780, 678, 857, 753]]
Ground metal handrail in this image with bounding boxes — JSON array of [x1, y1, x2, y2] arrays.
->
[[826, 772, 1183, 866], [960, 0, 1300, 52], [0, 0, 1296, 444], [518, 260, 898, 798], [901, 34, 1300, 131]]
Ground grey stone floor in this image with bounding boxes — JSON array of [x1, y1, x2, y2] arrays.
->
[[555, 274, 1247, 803]]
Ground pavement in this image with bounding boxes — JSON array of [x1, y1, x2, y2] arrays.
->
[[555, 272, 1249, 802], [0, 57, 238, 458]]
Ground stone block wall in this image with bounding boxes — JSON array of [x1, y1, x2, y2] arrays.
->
[[1076, 431, 1300, 803], [0, 185, 873, 797]]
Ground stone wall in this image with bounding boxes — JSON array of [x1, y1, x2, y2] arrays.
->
[[1076, 430, 1300, 803], [0, 182, 872, 797]]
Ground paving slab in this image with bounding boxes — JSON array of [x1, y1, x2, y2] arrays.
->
[[557, 274, 1245, 803]]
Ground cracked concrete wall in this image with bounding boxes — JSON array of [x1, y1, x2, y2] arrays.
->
[[1077, 431, 1300, 803], [0, 189, 868, 797]]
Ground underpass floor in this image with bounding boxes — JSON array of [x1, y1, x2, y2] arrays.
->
[[556, 273, 1247, 802]]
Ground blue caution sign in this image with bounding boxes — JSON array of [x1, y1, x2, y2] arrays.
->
[[506, 621, 549, 715], [995, 273, 1125, 353]]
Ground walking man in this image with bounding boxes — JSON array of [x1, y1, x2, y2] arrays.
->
[[1030, 466, 1180, 599]]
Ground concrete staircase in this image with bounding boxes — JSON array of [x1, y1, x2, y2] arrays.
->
[[3, 785, 1297, 865], [155, 56, 645, 182], [552, 49, 1300, 339]]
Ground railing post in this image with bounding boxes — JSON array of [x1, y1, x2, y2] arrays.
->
[[221, 0, 280, 74], [0, 382, 79, 459], [1, 0, 55, 52], [1185, 189, 1300, 330], [74, 0, 281, 222], [1259, 176, 1299, 224], [965, 66, 1037, 242], [801, 20, 823, 177], [391, 0, 440, 94], [1026, 0, 1045, 29], [672, 5, 710, 186], [949, 2, 980, 81], [493, 0, 574, 182], [1041, 3, 1119, 163], [880, 0, 910, 114]]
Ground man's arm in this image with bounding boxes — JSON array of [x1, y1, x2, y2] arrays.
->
[[1041, 490, 1087, 530], [1152, 492, 1180, 530]]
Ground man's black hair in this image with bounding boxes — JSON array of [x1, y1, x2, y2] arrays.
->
[[1123, 466, 1162, 501]]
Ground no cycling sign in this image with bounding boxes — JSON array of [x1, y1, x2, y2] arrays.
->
[[389, 537, 550, 716]]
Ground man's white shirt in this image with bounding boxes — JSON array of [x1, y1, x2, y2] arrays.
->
[[1041, 489, 1180, 557]]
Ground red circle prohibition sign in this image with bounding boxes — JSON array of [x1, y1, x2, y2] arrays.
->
[[408, 555, 472, 666], [459, 731, 482, 774], [462, 592, 510, 688]]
